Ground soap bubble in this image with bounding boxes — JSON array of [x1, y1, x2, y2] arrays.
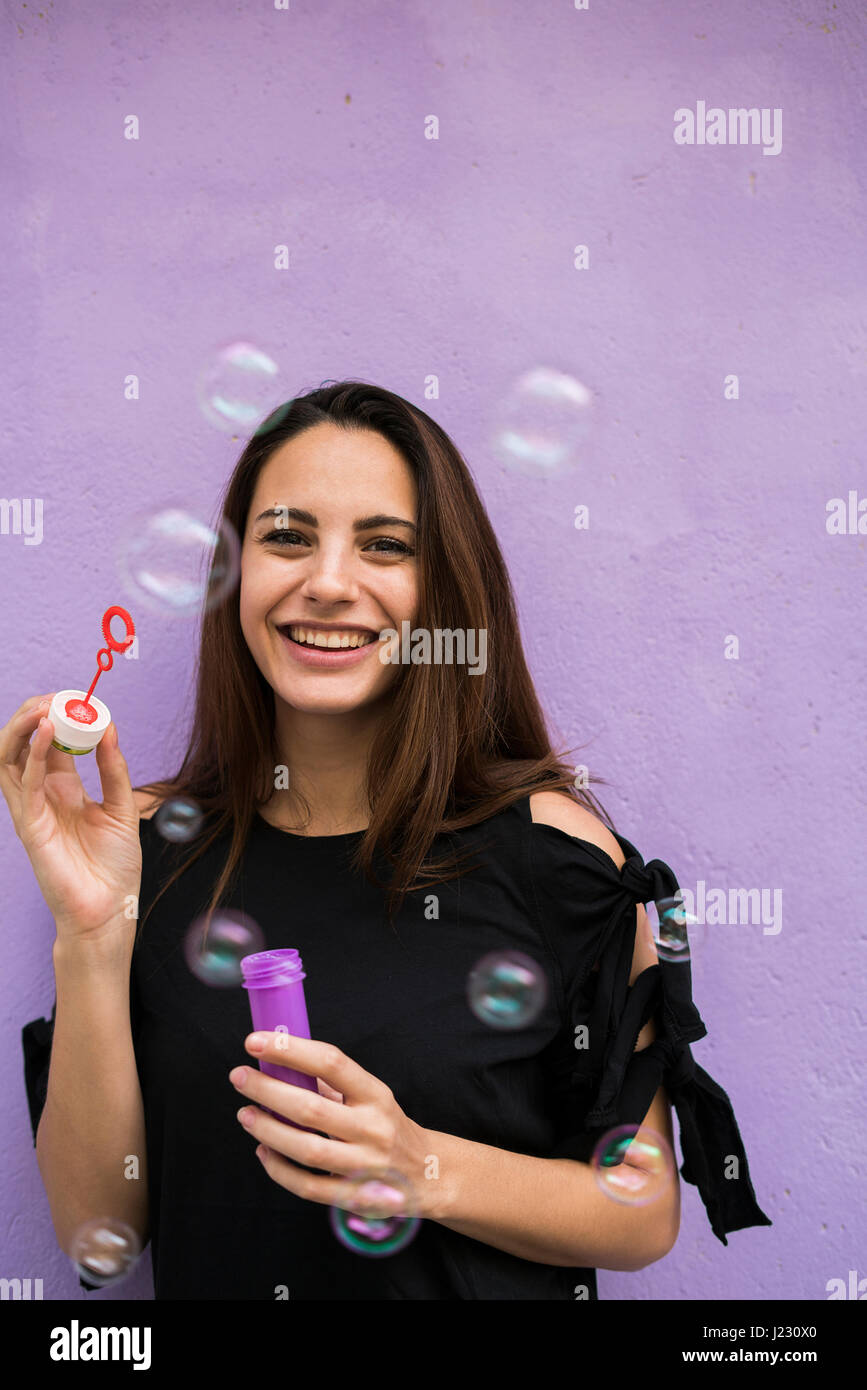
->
[[195, 340, 280, 435], [69, 1217, 141, 1287], [154, 797, 204, 844], [650, 896, 704, 963], [329, 1167, 420, 1258], [591, 1124, 675, 1207], [467, 950, 548, 1030], [252, 399, 295, 438], [184, 910, 265, 987], [491, 367, 594, 477], [116, 507, 241, 619]]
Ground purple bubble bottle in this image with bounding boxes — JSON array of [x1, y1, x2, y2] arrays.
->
[[240, 949, 319, 1133]]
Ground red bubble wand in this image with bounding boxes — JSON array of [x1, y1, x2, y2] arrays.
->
[[65, 606, 136, 725]]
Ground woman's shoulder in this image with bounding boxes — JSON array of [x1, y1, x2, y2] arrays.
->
[[527, 790, 625, 870]]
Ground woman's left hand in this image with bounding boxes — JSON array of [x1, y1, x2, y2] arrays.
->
[[229, 1032, 440, 1218]]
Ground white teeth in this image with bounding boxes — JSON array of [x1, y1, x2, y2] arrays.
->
[[287, 626, 374, 650]]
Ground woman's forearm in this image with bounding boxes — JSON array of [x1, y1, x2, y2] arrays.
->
[[35, 928, 149, 1258], [424, 1122, 680, 1272]]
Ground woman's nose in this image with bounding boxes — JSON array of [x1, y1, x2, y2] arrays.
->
[[297, 545, 360, 602]]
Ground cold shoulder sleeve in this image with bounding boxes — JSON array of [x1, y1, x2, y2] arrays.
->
[[525, 816, 773, 1246]]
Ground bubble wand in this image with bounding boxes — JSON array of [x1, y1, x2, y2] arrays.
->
[[49, 606, 136, 755]]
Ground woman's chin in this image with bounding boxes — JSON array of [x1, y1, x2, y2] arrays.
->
[[272, 675, 389, 714]]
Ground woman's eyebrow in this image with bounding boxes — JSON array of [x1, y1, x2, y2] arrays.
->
[[254, 506, 416, 533]]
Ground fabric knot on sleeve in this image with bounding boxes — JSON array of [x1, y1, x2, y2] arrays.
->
[[620, 853, 681, 906], [528, 811, 773, 1246]]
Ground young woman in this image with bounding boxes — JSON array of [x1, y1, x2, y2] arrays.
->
[[8, 381, 771, 1300]]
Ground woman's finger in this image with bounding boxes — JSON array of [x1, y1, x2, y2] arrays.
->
[[0, 697, 55, 818], [316, 1078, 345, 1105], [0, 695, 54, 771], [93, 723, 137, 822], [42, 741, 78, 777], [18, 713, 55, 830], [314, 1079, 345, 1164]]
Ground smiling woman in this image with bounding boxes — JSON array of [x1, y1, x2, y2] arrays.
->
[[13, 380, 772, 1301], [126, 381, 618, 878]]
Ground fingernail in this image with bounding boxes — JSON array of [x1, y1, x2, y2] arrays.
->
[[247, 1034, 266, 1052]]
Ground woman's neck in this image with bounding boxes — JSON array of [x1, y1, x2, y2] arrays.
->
[[263, 699, 381, 834], [257, 800, 370, 836]]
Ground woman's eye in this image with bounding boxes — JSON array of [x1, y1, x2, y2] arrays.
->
[[260, 529, 307, 546], [365, 538, 414, 555]]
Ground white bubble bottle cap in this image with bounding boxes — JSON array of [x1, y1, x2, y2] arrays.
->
[[49, 690, 111, 755]]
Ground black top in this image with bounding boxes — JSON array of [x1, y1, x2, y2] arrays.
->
[[21, 793, 771, 1299]]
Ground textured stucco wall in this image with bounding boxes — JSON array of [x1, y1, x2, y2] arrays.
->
[[1, 0, 864, 1301]]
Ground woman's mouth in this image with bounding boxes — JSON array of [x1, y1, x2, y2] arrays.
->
[[277, 625, 380, 668]]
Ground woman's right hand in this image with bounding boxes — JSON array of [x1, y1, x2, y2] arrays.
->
[[0, 693, 143, 943]]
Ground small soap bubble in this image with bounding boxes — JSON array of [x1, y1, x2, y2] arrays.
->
[[650, 896, 704, 962], [467, 950, 548, 1031], [154, 797, 204, 844], [491, 367, 594, 477], [252, 398, 295, 438], [184, 910, 265, 988], [329, 1168, 420, 1258], [195, 340, 280, 435], [116, 507, 241, 619], [69, 1217, 141, 1287], [591, 1124, 675, 1207]]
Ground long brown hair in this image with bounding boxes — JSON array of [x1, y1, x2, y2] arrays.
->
[[134, 380, 615, 933]]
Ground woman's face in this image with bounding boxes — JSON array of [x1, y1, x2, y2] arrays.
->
[[239, 422, 419, 716]]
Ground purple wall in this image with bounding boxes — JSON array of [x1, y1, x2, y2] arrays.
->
[[2, 0, 864, 1301]]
